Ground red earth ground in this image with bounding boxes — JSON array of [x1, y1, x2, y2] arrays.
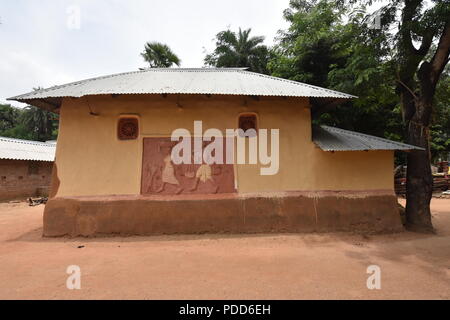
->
[[0, 198, 449, 300]]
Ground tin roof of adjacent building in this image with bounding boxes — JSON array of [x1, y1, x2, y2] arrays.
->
[[313, 126, 424, 151], [0, 136, 56, 162], [8, 68, 356, 112]]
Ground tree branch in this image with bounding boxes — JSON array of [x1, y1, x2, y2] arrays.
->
[[400, 0, 423, 54], [429, 21, 450, 86], [396, 78, 419, 100]]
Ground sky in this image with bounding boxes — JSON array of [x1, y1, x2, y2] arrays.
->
[[0, 0, 291, 107]]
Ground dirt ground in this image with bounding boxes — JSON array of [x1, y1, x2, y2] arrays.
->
[[0, 199, 449, 300]]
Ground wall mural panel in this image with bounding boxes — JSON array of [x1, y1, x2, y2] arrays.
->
[[141, 138, 236, 195]]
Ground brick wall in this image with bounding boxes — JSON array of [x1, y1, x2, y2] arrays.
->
[[0, 159, 53, 201]]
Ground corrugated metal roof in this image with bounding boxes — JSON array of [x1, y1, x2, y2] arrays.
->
[[9, 68, 356, 103], [0, 136, 56, 162], [313, 126, 424, 151]]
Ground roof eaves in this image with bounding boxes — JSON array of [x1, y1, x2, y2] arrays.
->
[[241, 71, 357, 99], [313, 126, 425, 152], [8, 68, 357, 102]]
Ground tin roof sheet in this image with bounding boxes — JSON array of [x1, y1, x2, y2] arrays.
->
[[9, 68, 356, 103], [0, 136, 56, 162], [313, 126, 424, 151]]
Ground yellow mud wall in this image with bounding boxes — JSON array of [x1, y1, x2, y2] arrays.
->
[[54, 94, 394, 197]]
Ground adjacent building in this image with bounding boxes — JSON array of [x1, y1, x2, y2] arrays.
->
[[0, 137, 55, 201]]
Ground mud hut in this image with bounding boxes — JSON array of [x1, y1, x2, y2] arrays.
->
[[0, 137, 55, 201], [9, 68, 422, 236]]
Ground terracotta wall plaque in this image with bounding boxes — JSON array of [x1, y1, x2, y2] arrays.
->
[[239, 114, 257, 132], [118, 118, 139, 140], [141, 138, 236, 195]]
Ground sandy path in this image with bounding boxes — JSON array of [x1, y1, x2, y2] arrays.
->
[[0, 199, 449, 300]]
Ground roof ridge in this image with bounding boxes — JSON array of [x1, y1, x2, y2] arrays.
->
[[0, 136, 56, 147], [140, 67, 248, 71], [11, 68, 355, 100], [8, 68, 357, 104], [8, 68, 248, 100]]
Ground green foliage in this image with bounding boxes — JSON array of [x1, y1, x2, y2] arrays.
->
[[269, 0, 348, 86], [430, 67, 450, 161], [0, 103, 58, 142], [141, 42, 181, 68], [204, 28, 271, 74], [270, 0, 450, 164], [0, 103, 21, 132]]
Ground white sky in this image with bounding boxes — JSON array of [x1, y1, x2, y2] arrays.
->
[[0, 0, 291, 107]]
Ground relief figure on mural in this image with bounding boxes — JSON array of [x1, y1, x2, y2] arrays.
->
[[149, 142, 183, 194], [142, 137, 235, 195], [189, 149, 219, 193], [157, 154, 183, 194]]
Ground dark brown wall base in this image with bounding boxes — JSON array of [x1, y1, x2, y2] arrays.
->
[[43, 191, 403, 237]]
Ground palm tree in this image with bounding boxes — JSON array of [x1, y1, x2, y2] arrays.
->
[[204, 28, 270, 74], [0, 104, 20, 131], [21, 106, 58, 141], [141, 42, 181, 68]]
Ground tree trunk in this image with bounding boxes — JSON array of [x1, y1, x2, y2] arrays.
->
[[397, 5, 450, 233], [405, 100, 434, 233]]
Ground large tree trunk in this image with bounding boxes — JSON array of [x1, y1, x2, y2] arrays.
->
[[405, 108, 434, 232], [400, 17, 450, 233], [403, 59, 437, 232]]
